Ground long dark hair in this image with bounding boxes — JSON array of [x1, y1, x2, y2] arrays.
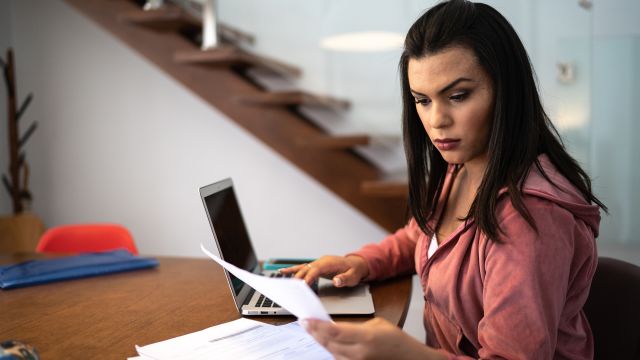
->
[[400, 0, 607, 240]]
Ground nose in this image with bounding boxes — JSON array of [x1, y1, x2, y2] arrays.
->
[[428, 102, 451, 129]]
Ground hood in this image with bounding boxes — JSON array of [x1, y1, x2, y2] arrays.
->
[[517, 154, 601, 237]]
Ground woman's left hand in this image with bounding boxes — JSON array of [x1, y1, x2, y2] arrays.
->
[[303, 318, 446, 360]]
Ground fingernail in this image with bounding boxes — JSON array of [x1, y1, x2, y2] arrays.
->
[[300, 319, 310, 331], [333, 277, 343, 287]]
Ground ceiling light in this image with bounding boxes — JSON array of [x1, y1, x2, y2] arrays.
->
[[320, 31, 404, 53]]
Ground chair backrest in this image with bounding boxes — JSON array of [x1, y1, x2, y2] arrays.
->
[[583, 257, 640, 359], [36, 224, 139, 255]]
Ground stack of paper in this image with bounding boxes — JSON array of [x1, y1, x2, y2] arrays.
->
[[129, 245, 335, 359], [132, 318, 333, 360]]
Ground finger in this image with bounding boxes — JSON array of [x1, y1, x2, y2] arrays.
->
[[304, 319, 339, 346], [333, 267, 360, 287], [293, 265, 310, 280], [325, 341, 364, 359], [303, 265, 321, 285], [318, 321, 370, 344], [306, 320, 365, 345], [279, 264, 304, 274]]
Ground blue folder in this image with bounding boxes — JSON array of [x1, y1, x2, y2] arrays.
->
[[0, 249, 159, 289]]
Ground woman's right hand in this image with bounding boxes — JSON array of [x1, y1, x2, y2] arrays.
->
[[279, 255, 369, 288]]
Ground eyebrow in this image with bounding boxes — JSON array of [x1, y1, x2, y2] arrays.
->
[[410, 77, 474, 97]]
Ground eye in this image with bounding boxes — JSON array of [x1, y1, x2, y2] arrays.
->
[[414, 97, 431, 106], [449, 91, 469, 102]]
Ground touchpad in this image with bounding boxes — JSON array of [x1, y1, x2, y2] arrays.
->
[[318, 280, 368, 297], [317, 279, 375, 315]]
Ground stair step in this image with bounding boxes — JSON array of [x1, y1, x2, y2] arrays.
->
[[234, 91, 349, 110], [295, 135, 370, 149], [65, 0, 408, 231], [119, 6, 253, 46], [361, 180, 408, 197], [174, 46, 301, 78], [118, 6, 197, 29]]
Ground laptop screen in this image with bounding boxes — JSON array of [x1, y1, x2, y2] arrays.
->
[[202, 180, 258, 297]]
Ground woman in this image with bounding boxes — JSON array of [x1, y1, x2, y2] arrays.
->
[[282, 1, 606, 359]]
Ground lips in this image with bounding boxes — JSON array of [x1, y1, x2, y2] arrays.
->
[[433, 138, 461, 151]]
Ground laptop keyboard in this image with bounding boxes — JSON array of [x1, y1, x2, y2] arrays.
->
[[254, 272, 319, 308], [255, 272, 292, 308]]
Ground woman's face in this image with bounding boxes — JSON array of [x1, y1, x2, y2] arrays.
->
[[408, 46, 494, 168]]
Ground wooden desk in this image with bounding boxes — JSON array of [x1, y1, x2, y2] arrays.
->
[[0, 255, 412, 359]]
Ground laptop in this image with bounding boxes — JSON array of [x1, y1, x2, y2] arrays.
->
[[200, 178, 375, 316]]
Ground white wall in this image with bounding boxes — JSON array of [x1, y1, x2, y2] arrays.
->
[[7, 0, 387, 260]]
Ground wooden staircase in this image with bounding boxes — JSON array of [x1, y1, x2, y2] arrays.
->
[[64, 0, 409, 231]]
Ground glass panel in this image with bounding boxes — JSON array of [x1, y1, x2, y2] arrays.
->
[[214, 0, 638, 254], [216, 0, 419, 173], [590, 0, 640, 250]]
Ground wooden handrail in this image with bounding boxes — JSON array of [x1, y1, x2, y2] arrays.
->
[[234, 91, 349, 110], [174, 46, 302, 78], [295, 135, 370, 149]]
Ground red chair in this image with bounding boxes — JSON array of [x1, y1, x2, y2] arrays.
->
[[36, 224, 139, 255]]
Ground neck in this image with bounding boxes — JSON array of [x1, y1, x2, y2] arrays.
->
[[461, 153, 489, 190]]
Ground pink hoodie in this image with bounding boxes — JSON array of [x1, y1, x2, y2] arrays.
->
[[353, 155, 600, 359]]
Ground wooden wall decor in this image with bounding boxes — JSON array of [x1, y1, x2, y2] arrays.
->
[[0, 49, 45, 253], [1, 49, 37, 214]]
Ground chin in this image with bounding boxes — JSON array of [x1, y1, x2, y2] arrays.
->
[[439, 152, 466, 165]]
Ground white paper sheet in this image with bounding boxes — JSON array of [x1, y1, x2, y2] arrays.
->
[[135, 318, 333, 360], [200, 243, 331, 321]]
